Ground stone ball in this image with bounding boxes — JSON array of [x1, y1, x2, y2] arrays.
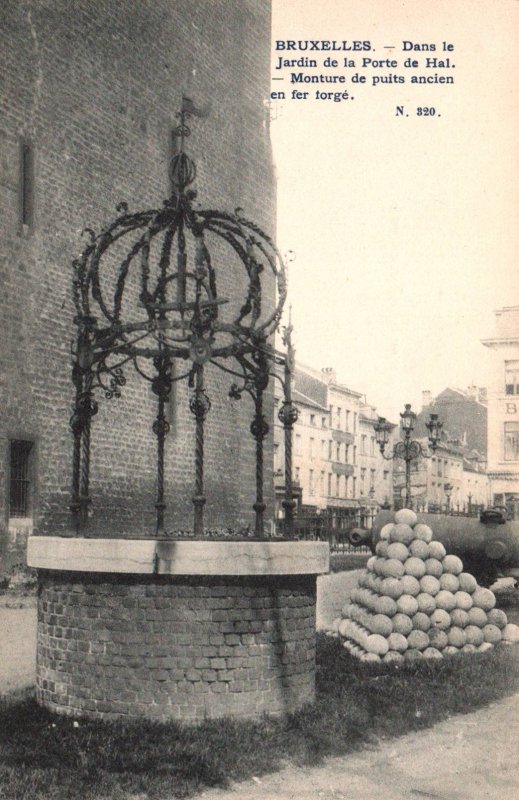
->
[[407, 629, 430, 651], [486, 609, 508, 629], [442, 555, 463, 575], [423, 647, 443, 659], [392, 613, 414, 636], [387, 632, 408, 652], [464, 625, 484, 646], [380, 577, 404, 600], [404, 557, 427, 579], [467, 606, 488, 628], [472, 588, 496, 612], [387, 542, 410, 562], [447, 627, 466, 648], [413, 523, 433, 543], [390, 523, 415, 546], [400, 575, 421, 597], [396, 594, 419, 616], [482, 624, 502, 644], [412, 612, 432, 632], [439, 573, 460, 593], [394, 509, 418, 527], [416, 592, 436, 615], [428, 627, 449, 650], [430, 608, 451, 630], [458, 572, 478, 593], [450, 608, 470, 628], [428, 541, 447, 560], [409, 539, 430, 559], [435, 590, 457, 612], [380, 523, 394, 540], [420, 575, 441, 596], [424, 558, 443, 578]]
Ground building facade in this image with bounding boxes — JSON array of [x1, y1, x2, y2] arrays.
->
[[482, 306, 519, 518], [274, 363, 395, 535], [1, 0, 276, 566]]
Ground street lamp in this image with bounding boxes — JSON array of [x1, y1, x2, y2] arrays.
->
[[373, 404, 442, 510]]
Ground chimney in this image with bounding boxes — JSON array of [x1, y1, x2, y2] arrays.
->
[[467, 384, 478, 400], [422, 390, 432, 409], [321, 367, 336, 385], [477, 387, 487, 404]]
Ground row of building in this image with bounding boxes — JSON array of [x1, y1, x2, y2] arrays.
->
[[271, 305, 519, 534]]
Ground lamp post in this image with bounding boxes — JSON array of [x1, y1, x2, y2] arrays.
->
[[373, 405, 442, 510]]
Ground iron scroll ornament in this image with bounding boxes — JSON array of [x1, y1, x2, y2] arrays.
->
[[69, 105, 288, 536]]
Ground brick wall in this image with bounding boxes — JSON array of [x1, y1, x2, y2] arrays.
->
[[36, 572, 316, 721], [0, 0, 276, 562]]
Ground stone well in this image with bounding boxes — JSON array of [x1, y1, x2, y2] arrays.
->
[[28, 537, 328, 722]]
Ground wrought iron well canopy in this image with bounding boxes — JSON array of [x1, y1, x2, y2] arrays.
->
[[70, 100, 298, 537]]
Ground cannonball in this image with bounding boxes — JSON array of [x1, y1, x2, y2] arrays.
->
[[373, 595, 398, 617], [435, 590, 457, 612], [404, 557, 427, 579], [392, 613, 414, 636], [486, 609, 508, 629], [387, 632, 409, 652], [380, 577, 404, 600], [430, 608, 451, 630], [380, 523, 394, 540], [478, 642, 494, 653], [462, 644, 478, 653], [442, 555, 463, 575], [369, 614, 393, 637], [404, 648, 423, 662], [412, 612, 432, 632], [390, 523, 415, 546], [330, 617, 342, 633], [428, 541, 447, 560], [416, 592, 436, 615], [467, 606, 488, 628], [458, 572, 478, 593], [338, 619, 350, 638], [423, 647, 443, 659], [367, 556, 376, 572], [366, 634, 389, 656], [394, 509, 418, 527], [455, 591, 474, 611], [380, 559, 406, 579], [376, 540, 389, 557], [425, 558, 444, 578], [387, 542, 409, 562], [428, 627, 449, 650], [443, 645, 460, 655], [502, 623, 519, 643], [408, 629, 430, 651], [413, 523, 433, 543], [361, 652, 381, 663], [450, 608, 470, 628], [372, 576, 384, 592], [483, 624, 502, 644], [400, 575, 421, 597], [420, 575, 441, 596], [383, 651, 405, 664], [464, 625, 484, 646], [373, 557, 386, 576], [448, 627, 466, 648], [397, 594, 419, 616], [472, 588, 496, 611], [409, 539, 430, 559], [439, 573, 460, 593]]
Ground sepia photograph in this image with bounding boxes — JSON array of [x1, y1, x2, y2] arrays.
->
[[0, 1, 518, 798]]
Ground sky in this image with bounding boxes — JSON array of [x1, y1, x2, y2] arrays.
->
[[270, 0, 518, 420]]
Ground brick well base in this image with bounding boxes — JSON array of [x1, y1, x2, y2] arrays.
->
[[36, 572, 317, 721]]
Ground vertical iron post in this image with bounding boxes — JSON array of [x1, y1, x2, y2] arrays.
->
[[190, 365, 210, 535]]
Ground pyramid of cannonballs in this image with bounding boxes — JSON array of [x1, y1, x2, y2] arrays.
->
[[330, 508, 519, 663]]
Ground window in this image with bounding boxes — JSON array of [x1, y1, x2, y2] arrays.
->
[[328, 440, 333, 460], [309, 437, 314, 458], [383, 469, 389, 481], [353, 412, 357, 433], [361, 435, 367, 455], [370, 469, 375, 493], [309, 469, 314, 495], [345, 445, 349, 464], [353, 445, 357, 464], [9, 440, 34, 517], [295, 434, 302, 456], [310, 414, 316, 426], [321, 416, 327, 428], [321, 439, 327, 457], [504, 422, 519, 461], [336, 442, 341, 462], [295, 466, 301, 482], [320, 471, 325, 494], [336, 407, 341, 429], [505, 361, 519, 395], [327, 473, 332, 496], [370, 437, 375, 457], [438, 459, 443, 477], [344, 476, 349, 497], [352, 477, 356, 498], [19, 140, 34, 230], [345, 410, 350, 431], [335, 475, 340, 497]]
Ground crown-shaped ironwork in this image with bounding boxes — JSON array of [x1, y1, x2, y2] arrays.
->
[[69, 99, 296, 537]]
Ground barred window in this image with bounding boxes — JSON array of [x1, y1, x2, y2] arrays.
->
[[9, 440, 33, 517]]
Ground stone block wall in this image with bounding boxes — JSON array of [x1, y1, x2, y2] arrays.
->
[[36, 572, 316, 721]]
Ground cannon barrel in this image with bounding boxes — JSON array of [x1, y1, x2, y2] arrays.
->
[[350, 509, 519, 585]]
